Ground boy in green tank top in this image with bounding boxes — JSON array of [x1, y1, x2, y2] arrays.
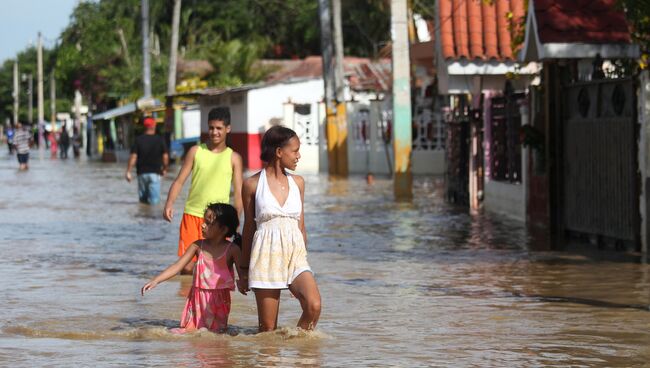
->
[[163, 107, 244, 274]]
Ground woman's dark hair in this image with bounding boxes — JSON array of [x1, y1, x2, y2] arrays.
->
[[204, 203, 239, 238], [260, 125, 297, 162]]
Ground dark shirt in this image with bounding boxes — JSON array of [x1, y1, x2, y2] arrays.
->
[[131, 134, 168, 174], [59, 129, 70, 146]]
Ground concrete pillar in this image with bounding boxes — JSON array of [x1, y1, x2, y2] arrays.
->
[[391, 0, 412, 200]]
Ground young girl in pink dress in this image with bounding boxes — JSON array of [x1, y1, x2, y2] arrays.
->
[[142, 203, 246, 333]]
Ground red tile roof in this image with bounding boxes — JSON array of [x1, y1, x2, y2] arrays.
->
[[533, 0, 632, 44], [438, 0, 526, 61]]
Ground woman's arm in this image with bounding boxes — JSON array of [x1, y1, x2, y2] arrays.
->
[[295, 175, 307, 248], [240, 176, 259, 273], [162, 145, 198, 222], [229, 245, 248, 295], [141, 243, 199, 295]]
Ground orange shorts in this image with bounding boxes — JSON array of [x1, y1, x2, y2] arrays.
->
[[178, 213, 204, 262]]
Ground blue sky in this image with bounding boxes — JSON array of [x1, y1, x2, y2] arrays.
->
[[0, 0, 79, 63]]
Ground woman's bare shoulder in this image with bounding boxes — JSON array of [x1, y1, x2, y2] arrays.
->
[[243, 172, 261, 190], [292, 174, 305, 187]]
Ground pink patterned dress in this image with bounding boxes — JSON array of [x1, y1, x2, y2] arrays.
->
[[176, 242, 235, 333]]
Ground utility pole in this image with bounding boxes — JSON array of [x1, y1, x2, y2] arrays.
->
[[37, 32, 45, 147], [332, 0, 344, 102], [165, 0, 182, 142], [391, 0, 413, 199], [318, 0, 339, 176], [50, 71, 56, 132], [331, 0, 348, 176], [141, 0, 152, 98], [27, 74, 33, 125], [167, 0, 181, 96], [13, 62, 19, 125]]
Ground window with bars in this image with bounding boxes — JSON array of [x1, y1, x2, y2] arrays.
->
[[490, 91, 525, 183]]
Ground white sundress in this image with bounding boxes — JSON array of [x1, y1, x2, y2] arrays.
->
[[248, 169, 312, 289]]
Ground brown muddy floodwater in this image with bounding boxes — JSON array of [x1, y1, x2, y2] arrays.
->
[[1, 149, 650, 367]]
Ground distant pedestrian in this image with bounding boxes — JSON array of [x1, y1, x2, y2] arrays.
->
[[240, 125, 321, 332], [6, 124, 14, 154], [59, 126, 70, 159], [141, 203, 247, 334], [163, 107, 244, 275], [125, 117, 169, 205], [72, 127, 82, 158], [48, 128, 58, 158], [13, 122, 33, 171]]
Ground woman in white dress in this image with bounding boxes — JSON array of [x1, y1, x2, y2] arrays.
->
[[240, 126, 321, 332]]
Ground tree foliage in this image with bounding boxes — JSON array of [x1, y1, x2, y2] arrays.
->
[[618, 0, 650, 68], [1, 0, 394, 123]]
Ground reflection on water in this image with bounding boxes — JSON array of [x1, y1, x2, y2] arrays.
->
[[1, 150, 650, 367]]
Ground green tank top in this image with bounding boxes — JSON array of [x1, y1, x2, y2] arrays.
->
[[184, 144, 233, 217]]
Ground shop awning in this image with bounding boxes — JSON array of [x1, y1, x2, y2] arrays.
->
[[92, 103, 137, 121]]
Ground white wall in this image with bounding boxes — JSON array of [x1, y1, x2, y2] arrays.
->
[[247, 80, 324, 134], [198, 92, 249, 134], [182, 109, 201, 138], [283, 101, 322, 174], [242, 80, 325, 174], [483, 181, 526, 221]]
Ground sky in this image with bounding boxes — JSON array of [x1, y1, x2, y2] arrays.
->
[[0, 0, 79, 64]]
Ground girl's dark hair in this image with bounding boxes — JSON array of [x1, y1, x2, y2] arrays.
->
[[260, 125, 297, 162], [204, 203, 239, 238]]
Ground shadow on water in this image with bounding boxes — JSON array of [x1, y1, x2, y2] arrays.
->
[[419, 283, 650, 311]]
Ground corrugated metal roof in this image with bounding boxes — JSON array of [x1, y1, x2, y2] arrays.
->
[[92, 103, 137, 121]]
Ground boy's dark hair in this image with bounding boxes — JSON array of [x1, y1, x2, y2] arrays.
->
[[205, 202, 239, 238], [207, 107, 231, 125], [260, 125, 297, 162]]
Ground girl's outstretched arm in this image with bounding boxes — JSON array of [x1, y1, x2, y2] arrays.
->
[[141, 243, 199, 295]]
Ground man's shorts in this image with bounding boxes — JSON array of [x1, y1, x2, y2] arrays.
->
[[178, 213, 204, 262], [137, 173, 161, 204], [17, 153, 29, 164]]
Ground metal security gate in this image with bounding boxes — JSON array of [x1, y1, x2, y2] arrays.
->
[[562, 79, 638, 242]]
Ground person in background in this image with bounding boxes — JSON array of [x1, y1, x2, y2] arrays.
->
[[6, 124, 14, 154], [48, 127, 58, 158], [163, 107, 244, 275], [59, 125, 70, 159], [125, 117, 169, 205], [13, 122, 33, 171], [72, 126, 82, 158]]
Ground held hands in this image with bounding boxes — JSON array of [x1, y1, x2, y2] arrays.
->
[[141, 280, 158, 296], [237, 276, 249, 295]]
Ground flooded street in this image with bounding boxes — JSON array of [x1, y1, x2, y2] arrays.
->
[[2, 150, 650, 367]]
